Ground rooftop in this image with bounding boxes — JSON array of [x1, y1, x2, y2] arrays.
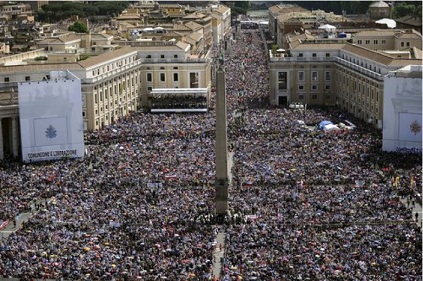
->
[[78, 46, 136, 68]]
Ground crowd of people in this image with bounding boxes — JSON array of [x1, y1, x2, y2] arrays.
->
[[0, 22, 421, 280]]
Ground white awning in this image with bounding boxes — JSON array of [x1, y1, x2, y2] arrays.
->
[[318, 24, 336, 32], [375, 18, 396, 29]]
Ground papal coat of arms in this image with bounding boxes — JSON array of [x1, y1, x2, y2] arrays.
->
[[45, 124, 57, 139], [410, 120, 421, 135]]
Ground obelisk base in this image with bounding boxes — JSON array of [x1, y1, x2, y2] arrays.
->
[[215, 179, 229, 215]]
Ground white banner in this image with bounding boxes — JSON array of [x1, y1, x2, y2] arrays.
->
[[34, 117, 68, 146], [399, 113, 422, 142], [18, 71, 84, 162]]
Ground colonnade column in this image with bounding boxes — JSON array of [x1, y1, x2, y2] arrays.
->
[[0, 119, 3, 160], [12, 117, 18, 158]]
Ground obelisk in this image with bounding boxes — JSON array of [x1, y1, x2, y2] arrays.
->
[[215, 54, 229, 215]]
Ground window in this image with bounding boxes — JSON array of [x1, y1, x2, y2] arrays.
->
[[381, 40, 386, 44], [311, 85, 318, 91], [298, 53, 303, 57], [25, 76, 30, 81], [311, 71, 318, 81], [298, 71, 304, 81], [312, 53, 317, 57], [373, 40, 378, 44], [325, 85, 331, 90], [146, 55, 151, 58], [298, 85, 304, 90], [173, 73, 179, 82], [324, 71, 331, 81], [299, 94, 304, 100], [278, 72, 287, 90], [365, 40, 370, 44], [325, 53, 330, 57], [160, 73, 165, 82], [406, 42, 410, 47], [147, 73, 152, 82], [357, 40, 362, 44], [190, 72, 199, 88], [173, 67, 178, 69], [312, 94, 317, 99], [147, 87, 152, 91], [4, 77, 9, 82], [174, 54, 178, 58], [161, 54, 165, 58], [401, 42, 404, 47]]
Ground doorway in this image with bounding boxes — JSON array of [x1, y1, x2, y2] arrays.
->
[[278, 96, 288, 107]]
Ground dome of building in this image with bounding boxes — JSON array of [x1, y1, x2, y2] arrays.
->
[[369, 1, 389, 8]]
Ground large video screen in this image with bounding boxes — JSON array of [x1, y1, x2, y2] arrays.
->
[[18, 72, 84, 162]]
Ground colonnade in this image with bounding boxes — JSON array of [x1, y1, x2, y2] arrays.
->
[[0, 116, 19, 160]]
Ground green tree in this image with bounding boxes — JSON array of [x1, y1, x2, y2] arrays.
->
[[68, 21, 88, 33], [271, 44, 278, 55], [37, 1, 129, 23], [235, 1, 250, 12], [392, 2, 418, 18], [231, 6, 246, 17]]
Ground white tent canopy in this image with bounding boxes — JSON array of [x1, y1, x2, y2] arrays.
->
[[375, 18, 396, 29], [318, 24, 336, 33]]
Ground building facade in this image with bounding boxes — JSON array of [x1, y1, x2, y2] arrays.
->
[[269, 41, 422, 128], [72, 46, 142, 131], [137, 42, 212, 108]]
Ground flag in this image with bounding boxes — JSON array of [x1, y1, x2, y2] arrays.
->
[[410, 177, 416, 188], [394, 176, 400, 188]]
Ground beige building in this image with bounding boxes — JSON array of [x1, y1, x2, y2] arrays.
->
[[0, 1, 224, 159], [36, 32, 118, 55], [137, 42, 212, 108], [275, 10, 344, 49], [72, 46, 142, 131], [0, 3, 32, 15], [211, 4, 231, 47], [352, 29, 422, 51], [0, 40, 212, 134], [269, 41, 422, 128], [268, 2, 422, 128], [268, 4, 308, 43]]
